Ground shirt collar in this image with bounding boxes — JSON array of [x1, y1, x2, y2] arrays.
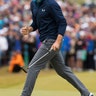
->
[[33, 0, 45, 7]]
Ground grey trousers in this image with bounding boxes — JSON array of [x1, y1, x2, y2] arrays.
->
[[21, 39, 90, 96]]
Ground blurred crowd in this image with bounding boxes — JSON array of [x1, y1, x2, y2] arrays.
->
[[0, 0, 40, 72], [59, 0, 96, 71], [0, 0, 96, 72]]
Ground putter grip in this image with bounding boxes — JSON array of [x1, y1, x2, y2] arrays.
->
[[20, 67, 27, 73]]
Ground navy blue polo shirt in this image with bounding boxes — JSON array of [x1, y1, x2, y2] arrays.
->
[[30, 0, 67, 42]]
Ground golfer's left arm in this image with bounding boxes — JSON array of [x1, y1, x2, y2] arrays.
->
[[50, 1, 67, 51]]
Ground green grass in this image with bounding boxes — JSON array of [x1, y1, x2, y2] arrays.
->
[[64, 0, 85, 4], [0, 66, 96, 96]]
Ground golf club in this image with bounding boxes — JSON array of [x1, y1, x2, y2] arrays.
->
[[21, 49, 52, 73]]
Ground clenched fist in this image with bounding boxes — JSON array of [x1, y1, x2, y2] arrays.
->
[[20, 26, 33, 35]]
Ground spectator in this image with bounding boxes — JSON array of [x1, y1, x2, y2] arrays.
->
[[93, 34, 96, 70], [75, 31, 87, 71], [86, 34, 94, 70], [14, 33, 21, 52], [8, 51, 24, 72], [0, 35, 8, 66], [6, 30, 15, 58], [68, 33, 76, 70], [0, 15, 5, 29], [22, 34, 37, 65]]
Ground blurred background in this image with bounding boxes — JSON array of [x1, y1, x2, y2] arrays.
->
[[0, 0, 96, 96], [0, 0, 96, 72]]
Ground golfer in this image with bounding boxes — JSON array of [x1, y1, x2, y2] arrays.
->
[[21, 0, 93, 96]]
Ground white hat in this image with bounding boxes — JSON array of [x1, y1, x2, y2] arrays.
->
[[79, 31, 86, 36], [66, 26, 74, 32]]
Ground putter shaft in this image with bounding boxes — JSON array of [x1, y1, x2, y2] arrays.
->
[[21, 49, 52, 73]]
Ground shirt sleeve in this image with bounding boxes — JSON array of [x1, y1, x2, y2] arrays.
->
[[30, 2, 38, 31], [49, 1, 67, 36]]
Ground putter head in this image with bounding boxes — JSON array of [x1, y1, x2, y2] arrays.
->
[[20, 66, 28, 73]]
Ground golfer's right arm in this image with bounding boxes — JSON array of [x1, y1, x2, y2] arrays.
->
[[21, 18, 37, 35], [20, 26, 33, 35]]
